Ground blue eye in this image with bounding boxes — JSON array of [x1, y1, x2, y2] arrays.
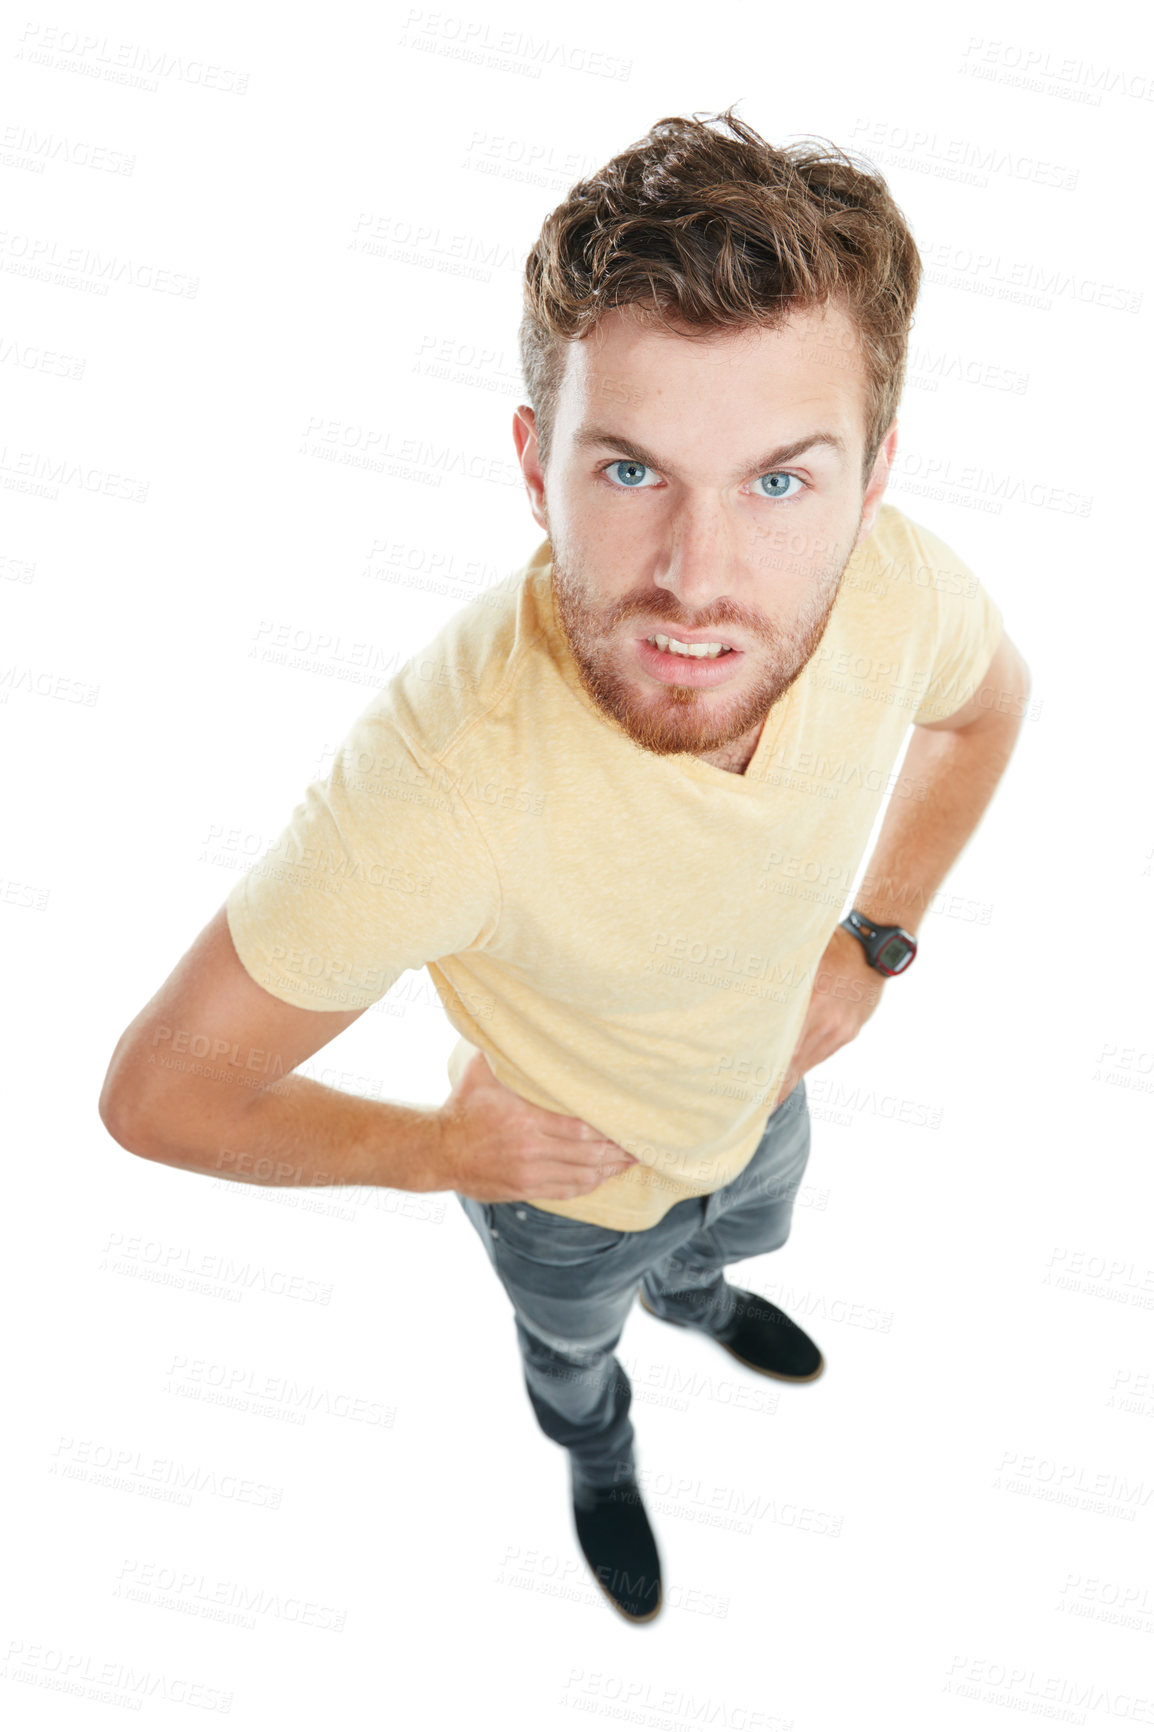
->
[[601, 460, 806, 499], [606, 460, 655, 488], [754, 472, 803, 500]]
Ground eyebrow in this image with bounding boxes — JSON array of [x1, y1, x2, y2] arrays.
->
[[573, 425, 848, 484]]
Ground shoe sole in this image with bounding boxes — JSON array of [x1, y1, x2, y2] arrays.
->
[[589, 1571, 664, 1624], [637, 1289, 825, 1383]]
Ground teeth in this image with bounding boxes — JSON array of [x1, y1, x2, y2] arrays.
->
[[647, 634, 732, 659]]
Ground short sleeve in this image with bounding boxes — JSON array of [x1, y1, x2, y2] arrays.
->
[[224, 693, 502, 1012], [906, 518, 1006, 726]]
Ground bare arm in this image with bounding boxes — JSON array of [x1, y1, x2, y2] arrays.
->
[[99, 902, 636, 1202], [855, 628, 1032, 932], [772, 630, 1031, 1105], [99, 902, 446, 1190]]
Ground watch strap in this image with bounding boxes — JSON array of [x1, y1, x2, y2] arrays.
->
[[839, 909, 918, 976]]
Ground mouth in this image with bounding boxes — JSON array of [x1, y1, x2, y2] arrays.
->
[[644, 631, 737, 660], [634, 632, 746, 688]]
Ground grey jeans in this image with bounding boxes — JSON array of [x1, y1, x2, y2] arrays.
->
[[455, 1078, 811, 1489]]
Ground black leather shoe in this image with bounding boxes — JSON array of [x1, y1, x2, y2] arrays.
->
[[570, 1463, 663, 1623], [639, 1286, 824, 1382]]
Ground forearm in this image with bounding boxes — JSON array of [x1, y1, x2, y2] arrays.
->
[[114, 1071, 446, 1193], [855, 711, 1024, 934]]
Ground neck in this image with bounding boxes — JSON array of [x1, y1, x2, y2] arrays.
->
[[693, 720, 764, 775]]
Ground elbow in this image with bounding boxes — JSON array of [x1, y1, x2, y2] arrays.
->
[[98, 1081, 148, 1158], [98, 1062, 163, 1161], [99, 1032, 146, 1155]]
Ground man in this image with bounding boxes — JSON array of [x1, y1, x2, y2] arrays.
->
[[99, 108, 1030, 1626]]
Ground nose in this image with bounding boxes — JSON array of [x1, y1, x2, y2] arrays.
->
[[653, 500, 737, 616]]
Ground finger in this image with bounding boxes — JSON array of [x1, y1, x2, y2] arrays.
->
[[538, 1117, 633, 1153], [547, 1150, 638, 1177], [537, 1152, 639, 1189]]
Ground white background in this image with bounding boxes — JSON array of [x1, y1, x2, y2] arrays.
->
[[4, 0, 1152, 1725]]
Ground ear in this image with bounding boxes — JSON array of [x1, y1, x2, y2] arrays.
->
[[855, 419, 899, 547], [513, 405, 549, 534]]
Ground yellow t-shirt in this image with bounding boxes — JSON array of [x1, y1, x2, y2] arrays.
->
[[225, 502, 1004, 1232]]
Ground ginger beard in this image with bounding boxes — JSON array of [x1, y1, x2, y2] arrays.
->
[[548, 529, 859, 760]]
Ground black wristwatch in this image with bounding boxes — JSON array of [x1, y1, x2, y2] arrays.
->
[[839, 908, 918, 976]]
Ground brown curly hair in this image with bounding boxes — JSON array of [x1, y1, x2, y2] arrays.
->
[[519, 104, 923, 489]]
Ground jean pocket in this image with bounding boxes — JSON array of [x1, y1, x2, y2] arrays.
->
[[489, 1201, 627, 1267]]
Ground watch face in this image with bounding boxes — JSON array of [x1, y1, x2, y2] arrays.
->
[[877, 934, 915, 974]]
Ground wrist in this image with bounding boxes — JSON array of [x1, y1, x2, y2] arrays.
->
[[420, 1105, 459, 1194], [839, 907, 918, 977], [817, 924, 880, 994], [853, 877, 925, 938]]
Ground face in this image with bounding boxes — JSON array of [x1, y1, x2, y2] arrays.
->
[[512, 301, 897, 768]]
